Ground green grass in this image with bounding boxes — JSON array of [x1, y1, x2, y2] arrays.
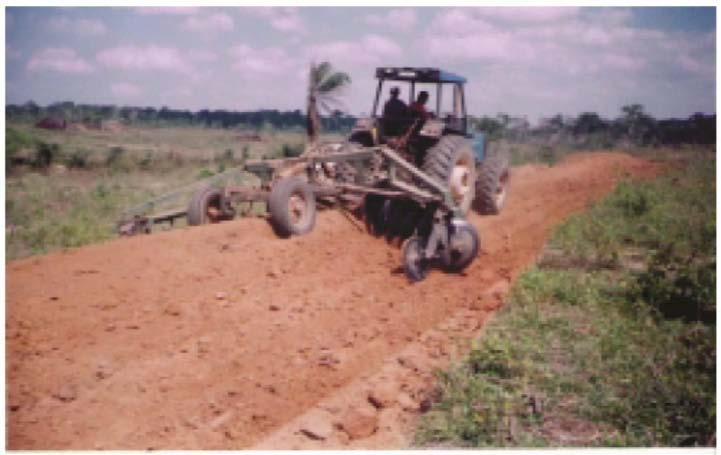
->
[[6, 122, 323, 174], [415, 150, 715, 448], [5, 124, 340, 261]]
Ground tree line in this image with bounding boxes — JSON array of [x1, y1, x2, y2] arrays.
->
[[472, 104, 715, 147], [5, 100, 357, 132], [5, 100, 716, 147]]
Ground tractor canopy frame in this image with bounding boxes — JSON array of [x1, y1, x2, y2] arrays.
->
[[371, 67, 468, 136]]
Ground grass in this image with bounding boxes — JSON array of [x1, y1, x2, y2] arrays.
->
[[415, 149, 715, 448], [5, 123, 342, 261]]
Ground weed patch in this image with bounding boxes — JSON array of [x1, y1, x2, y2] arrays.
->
[[415, 153, 715, 448]]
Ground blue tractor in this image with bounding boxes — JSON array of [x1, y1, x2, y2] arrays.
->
[[348, 67, 510, 218], [321, 67, 512, 280], [119, 67, 510, 282]]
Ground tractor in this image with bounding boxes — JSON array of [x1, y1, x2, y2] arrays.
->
[[116, 67, 511, 282]]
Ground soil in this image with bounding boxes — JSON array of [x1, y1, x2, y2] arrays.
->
[[6, 152, 663, 449]]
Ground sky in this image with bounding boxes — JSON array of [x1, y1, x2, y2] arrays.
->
[[5, 6, 717, 123]]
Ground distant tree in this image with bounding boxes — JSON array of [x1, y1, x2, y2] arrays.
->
[[620, 104, 657, 145], [471, 116, 504, 139], [548, 114, 565, 132], [573, 112, 606, 136], [23, 100, 40, 118], [306, 61, 351, 144]]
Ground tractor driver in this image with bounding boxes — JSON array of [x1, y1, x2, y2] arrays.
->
[[382, 86, 408, 137]]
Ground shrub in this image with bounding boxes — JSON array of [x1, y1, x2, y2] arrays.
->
[[632, 246, 715, 323], [106, 146, 126, 167], [280, 143, 304, 158], [34, 142, 60, 169], [66, 148, 91, 169]]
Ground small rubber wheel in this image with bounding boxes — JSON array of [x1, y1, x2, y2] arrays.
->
[[402, 236, 429, 282], [440, 221, 480, 272], [268, 176, 317, 237], [187, 187, 226, 226]]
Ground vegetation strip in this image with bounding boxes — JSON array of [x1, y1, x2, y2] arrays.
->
[[415, 152, 715, 447]]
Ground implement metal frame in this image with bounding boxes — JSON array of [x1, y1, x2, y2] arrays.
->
[[116, 142, 463, 235]]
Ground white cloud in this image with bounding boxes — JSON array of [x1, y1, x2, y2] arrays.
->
[[244, 7, 307, 34], [365, 9, 417, 32], [417, 7, 715, 120], [111, 82, 141, 98], [422, 7, 685, 77], [188, 49, 218, 63], [48, 16, 108, 36], [228, 44, 298, 75], [182, 13, 234, 32], [474, 7, 581, 24], [27, 48, 94, 74], [96, 45, 192, 73], [307, 34, 402, 67], [135, 7, 200, 16]]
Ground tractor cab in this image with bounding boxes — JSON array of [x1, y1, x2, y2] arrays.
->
[[351, 67, 468, 147]]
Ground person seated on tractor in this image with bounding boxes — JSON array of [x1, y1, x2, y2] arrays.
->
[[382, 86, 408, 137], [406, 91, 434, 165], [409, 90, 431, 122]]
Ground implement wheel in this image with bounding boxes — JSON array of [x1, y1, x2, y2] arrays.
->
[[422, 135, 477, 214], [187, 187, 230, 226], [268, 177, 317, 237]]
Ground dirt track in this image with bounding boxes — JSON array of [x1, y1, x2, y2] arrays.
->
[[6, 152, 662, 449]]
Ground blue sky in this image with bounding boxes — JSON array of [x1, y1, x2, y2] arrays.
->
[[5, 6, 716, 123]]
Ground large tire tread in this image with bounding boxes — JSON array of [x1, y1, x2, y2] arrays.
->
[[474, 152, 511, 215], [421, 135, 477, 214]]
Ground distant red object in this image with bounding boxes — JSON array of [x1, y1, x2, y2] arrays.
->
[[35, 117, 67, 130]]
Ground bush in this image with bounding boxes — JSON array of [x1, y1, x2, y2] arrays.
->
[[34, 142, 60, 169], [106, 146, 126, 167], [280, 143, 304, 158], [66, 148, 91, 169], [632, 246, 715, 323]]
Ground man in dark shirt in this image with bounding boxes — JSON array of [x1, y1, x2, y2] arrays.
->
[[382, 86, 408, 136]]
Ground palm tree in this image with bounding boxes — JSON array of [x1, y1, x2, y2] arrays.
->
[[306, 61, 351, 145]]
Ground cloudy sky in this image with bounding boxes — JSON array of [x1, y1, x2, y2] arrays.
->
[[5, 6, 716, 123]]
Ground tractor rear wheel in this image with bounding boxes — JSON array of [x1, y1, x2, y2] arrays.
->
[[268, 176, 317, 237], [422, 135, 477, 214], [473, 150, 510, 215], [187, 187, 232, 226]]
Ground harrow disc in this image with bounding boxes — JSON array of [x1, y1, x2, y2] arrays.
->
[[401, 236, 429, 282], [440, 220, 480, 272]]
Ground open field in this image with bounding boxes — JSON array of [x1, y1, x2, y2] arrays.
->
[[5, 124, 342, 260], [6, 151, 666, 449]]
